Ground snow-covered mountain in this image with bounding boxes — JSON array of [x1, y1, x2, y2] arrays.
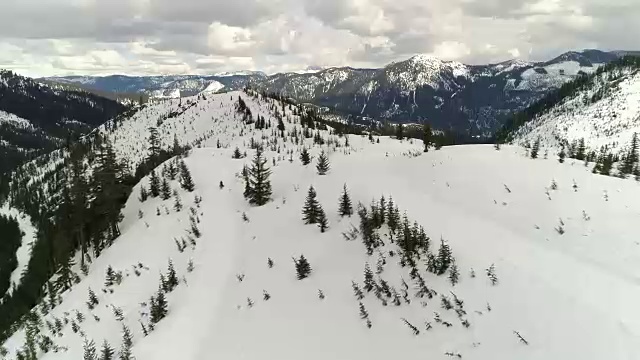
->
[[507, 57, 640, 155], [40, 50, 623, 137], [2, 89, 640, 360]]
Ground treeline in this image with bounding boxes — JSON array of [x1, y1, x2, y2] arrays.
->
[[0, 214, 23, 299], [0, 127, 186, 341], [496, 56, 640, 142]]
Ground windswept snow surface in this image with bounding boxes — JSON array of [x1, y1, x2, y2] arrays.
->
[[0, 206, 37, 297], [3, 91, 640, 359]]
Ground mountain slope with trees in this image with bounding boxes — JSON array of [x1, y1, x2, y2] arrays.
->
[[1, 89, 639, 360]]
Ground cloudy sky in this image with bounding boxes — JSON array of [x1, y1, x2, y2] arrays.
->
[[1, 0, 638, 77]]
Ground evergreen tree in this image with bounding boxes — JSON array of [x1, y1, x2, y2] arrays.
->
[[530, 137, 540, 159], [83, 338, 97, 360], [316, 150, 330, 175], [138, 185, 149, 202], [423, 124, 432, 152], [99, 340, 115, 360], [173, 191, 182, 211], [168, 161, 178, 180], [245, 149, 272, 206], [149, 170, 160, 198], [118, 325, 133, 360], [620, 132, 638, 176], [172, 134, 182, 156], [147, 127, 161, 167], [363, 264, 375, 292], [165, 260, 179, 292], [436, 238, 453, 275], [87, 288, 99, 310], [232, 147, 242, 159], [338, 184, 353, 217], [575, 138, 586, 160], [160, 178, 171, 200], [317, 207, 329, 233], [558, 144, 566, 163], [396, 124, 404, 140], [302, 186, 321, 224], [178, 160, 195, 192], [294, 255, 312, 280], [448, 261, 460, 286], [105, 266, 115, 287], [299, 148, 311, 165], [150, 287, 168, 324]]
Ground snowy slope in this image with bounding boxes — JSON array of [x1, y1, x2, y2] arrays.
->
[[3, 91, 640, 359], [513, 67, 640, 153], [0, 111, 33, 129], [200, 80, 224, 94]]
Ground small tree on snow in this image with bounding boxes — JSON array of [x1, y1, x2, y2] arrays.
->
[[317, 207, 329, 233], [486, 264, 498, 286], [100, 340, 115, 360], [161, 177, 172, 200], [119, 325, 133, 360], [558, 145, 566, 163], [530, 137, 540, 159], [245, 148, 272, 206], [179, 160, 195, 192], [338, 184, 353, 217], [302, 186, 321, 224], [294, 255, 312, 280], [83, 339, 97, 360], [363, 264, 375, 292], [316, 150, 330, 175], [300, 148, 311, 165], [448, 261, 460, 286]]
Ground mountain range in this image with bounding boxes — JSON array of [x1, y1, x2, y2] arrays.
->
[[40, 50, 631, 136]]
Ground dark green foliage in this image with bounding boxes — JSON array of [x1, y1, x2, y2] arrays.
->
[[435, 238, 453, 275], [149, 170, 160, 198], [0, 215, 22, 298], [401, 318, 419, 335], [302, 186, 321, 224], [575, 138, 586, 161], [161, 178, 172, 200], [87, 288, 99, 310], [138, 186, 149, 202], [105, 266, 116, 287], [178, 160, 195, 192], [293, 255, 312, 280], [83, 338, 97, 360], [119, 325, 133, 360], [363, 264, 375, 292], [530, 137, 540, 159], [317, 207, 329, 233], [558, 145, 566, 163], [165, 260, 179, 292], [316, 150, 330, 175], [338, 184, 353, 217], [351, 281, 364, 300], [396, 124, 404, 140], [147, 127, 162, 167], [619, 132, 639, 176], [100, 340, 115, 360], [299, 148, 311, 165], [232, 147, 243, 159], [486, 264, 498, 285], [150, 287, 168, 324], [245, 149, 272, 206], [448, 261, 460, 286]]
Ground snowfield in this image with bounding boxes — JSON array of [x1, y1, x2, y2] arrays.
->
[[3, 91, 640, 360]]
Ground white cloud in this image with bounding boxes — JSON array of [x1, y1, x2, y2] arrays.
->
[[0, 0, 636, 76]]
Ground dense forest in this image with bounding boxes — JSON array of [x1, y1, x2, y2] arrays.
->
[[495, 56, 640, 143], [0, 70, 126, 179], [0, 214, 23, 300]]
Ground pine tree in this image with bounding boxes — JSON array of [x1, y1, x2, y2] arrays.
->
[[149, 170, 160, 198], [173, 191, 182, 212], [436, 238, 453, 275], [118, 325, 133, 360], [99, 340, 115, 360], [576, 138, 586, 160], [83, 338, 97, 360], [448, 261, 460, 286], [317, 207, 329, 233], [363, 263, 375, 292], [87, 288, 99, 310], [232, 146, 242, 159], [338, 184, 353, 217], [423, 124, 432, 152], [147, 127, 161, 167], [161, 178, 171, 200], [245, 148, 272, 206], [179, 160, 195, 192], [165, 260, 179, 292], [558, 144, 566, 163], [172, 134, 182, 156], [530, 137, 540, 159], [300, 148, 311, 165], [138, 185, 148, 202], [105, 266, 116, 287], [396, 124, 404, 140], [294, 255, 312, 280], [302, 186, 321, 224], [150, 287, 168, 324], [620, 132, 638, 176], [316, 150, 330, 175]]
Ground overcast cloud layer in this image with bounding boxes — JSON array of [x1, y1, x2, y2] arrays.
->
[[1, 0, 638, 77]]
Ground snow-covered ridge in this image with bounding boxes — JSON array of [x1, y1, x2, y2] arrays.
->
[[3, 89, 640, 359], [0, 111, 33, 129], [0, 206, 36, 299], [512, 66, 640, 152]]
